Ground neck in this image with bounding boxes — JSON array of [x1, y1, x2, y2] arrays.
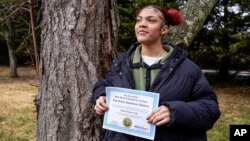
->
[[141, 41, 165, 57]]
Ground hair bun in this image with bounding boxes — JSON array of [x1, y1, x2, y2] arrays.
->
[[166, 9, 184, 26]]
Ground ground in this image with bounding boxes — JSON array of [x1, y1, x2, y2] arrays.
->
[[209, 86, 250, 141], [0, 66, 37, 141], [0, 66, 249, 141]]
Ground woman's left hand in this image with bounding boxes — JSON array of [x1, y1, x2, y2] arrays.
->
[[147, 105, 171, 126]]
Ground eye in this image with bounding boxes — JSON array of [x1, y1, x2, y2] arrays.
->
[[136, 18, 142, 23], [148, 19, 156, 23]]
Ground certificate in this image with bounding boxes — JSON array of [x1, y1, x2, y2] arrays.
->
[[103, 87, 159, 140]]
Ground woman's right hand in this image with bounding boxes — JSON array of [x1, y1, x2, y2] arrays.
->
[[94, 96, 108, 115]]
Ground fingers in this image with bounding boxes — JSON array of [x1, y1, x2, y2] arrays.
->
[[95, 107, 105, 115], [97, 96, 108, 109], [147, 105, 170, 126], [94, 96, 108, 115], [154, 113, 171, 126]]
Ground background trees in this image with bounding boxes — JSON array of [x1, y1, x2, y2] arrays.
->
[[0, 0, 41, 77], [0, 0, 24, 77], [190, 0, 250, 80]]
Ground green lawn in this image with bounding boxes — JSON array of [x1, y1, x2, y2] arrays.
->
[[0, 66, 249, 141], [208, 87, 250, 141], [0, 67, 37, 141]]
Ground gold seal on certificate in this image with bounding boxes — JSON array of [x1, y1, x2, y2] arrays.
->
[[103, 87, 159, 140], [123, 117, 132, 128]]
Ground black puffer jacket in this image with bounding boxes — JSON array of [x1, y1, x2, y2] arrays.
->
[[92, 42, 221, 141]]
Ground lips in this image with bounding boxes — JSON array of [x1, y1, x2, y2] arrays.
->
[[137, 30, 148, 35]]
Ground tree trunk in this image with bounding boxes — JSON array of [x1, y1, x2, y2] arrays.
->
[[218, 56, 230, 80], [218, 0, 230, 80], [35, 0, 118, 141], [6, 21, 17, 77], [165, 0, 218, 50], [29, 0, 40, 78]]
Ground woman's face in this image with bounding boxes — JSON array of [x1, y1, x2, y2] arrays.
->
[[134, 8, 168, 45]]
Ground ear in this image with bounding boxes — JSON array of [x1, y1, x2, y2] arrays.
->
[[161, 25, 169, 35]]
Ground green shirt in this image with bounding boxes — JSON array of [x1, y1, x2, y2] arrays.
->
[[131, 45, 173, 91]]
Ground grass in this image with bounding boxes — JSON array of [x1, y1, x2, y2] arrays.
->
[[208, 87, 250, 141], [0, 66, 249, 141], [0, 66, 37, 141]]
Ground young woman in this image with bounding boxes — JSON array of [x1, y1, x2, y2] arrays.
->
[[92, 5, 220, 141]]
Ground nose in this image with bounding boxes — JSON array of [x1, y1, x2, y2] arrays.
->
[[138, 19, 147, 28]]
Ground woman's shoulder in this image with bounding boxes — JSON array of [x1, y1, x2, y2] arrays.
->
[[114, 42, 139, 62], [114, 52, 127, 62], [183, 58, 200, 70], [170, 45, 200, 71], [169, 45, 200, 71], [178, 56, 203, 79]]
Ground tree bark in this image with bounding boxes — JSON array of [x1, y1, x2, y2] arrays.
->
[[6, 21, 17, 77], [36, 0, 118, 141], [165, 0, 218, 50]]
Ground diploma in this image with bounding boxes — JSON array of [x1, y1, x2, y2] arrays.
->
[[103, 87, 159, 140]]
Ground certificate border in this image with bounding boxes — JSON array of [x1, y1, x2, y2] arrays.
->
[[103, 87, 159, 140]]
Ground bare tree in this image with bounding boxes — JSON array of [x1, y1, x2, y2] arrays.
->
[[0, 0, 41, 77], [0, 1, 25, 77], [6, 20, 17, 77], [28, 0, 40, 76]]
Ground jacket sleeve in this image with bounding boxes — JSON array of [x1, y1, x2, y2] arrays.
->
[[91, 53, 124, 104], [163, 69, 221, 131]]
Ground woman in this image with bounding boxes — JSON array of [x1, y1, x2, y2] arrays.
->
[[92, 5, 220, 141]]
